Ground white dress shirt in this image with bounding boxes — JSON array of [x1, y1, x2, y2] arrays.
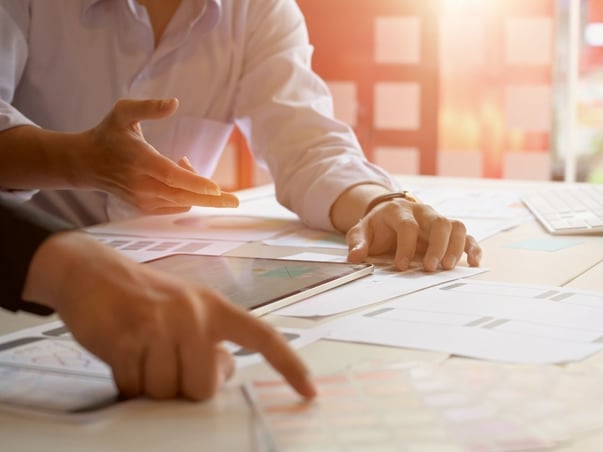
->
[[0, 0, 396, 229]]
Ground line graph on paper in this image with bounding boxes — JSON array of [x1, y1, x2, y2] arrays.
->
[[0, 338, 111, 378]]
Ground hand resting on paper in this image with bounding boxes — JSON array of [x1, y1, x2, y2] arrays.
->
[[331, 184, 482, 272]]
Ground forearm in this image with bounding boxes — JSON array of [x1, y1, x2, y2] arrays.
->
[[329, 183, 390, 233], [0, 125, 88, 190]]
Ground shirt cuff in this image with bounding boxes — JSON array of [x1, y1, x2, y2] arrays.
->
[[0, 188, 39, 202], [0, 100, 37, 132], [0, 198, 74, 315], [300, 158, 400, 231]]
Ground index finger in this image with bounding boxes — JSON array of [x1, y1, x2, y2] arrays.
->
[[211, 301, 317, 399]]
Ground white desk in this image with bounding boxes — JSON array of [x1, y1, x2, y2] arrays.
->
[[1, 176, 602, 451]]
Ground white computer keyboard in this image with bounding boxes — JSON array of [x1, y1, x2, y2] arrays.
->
[[521, 185, 603, 235]]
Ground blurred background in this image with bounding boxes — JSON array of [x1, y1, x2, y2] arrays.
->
[[212, 0, 603, 190]]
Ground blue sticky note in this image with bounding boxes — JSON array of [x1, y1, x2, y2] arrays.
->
[[507, 238, 582, 252]]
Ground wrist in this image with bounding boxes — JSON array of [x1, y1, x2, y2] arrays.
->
[[0, 125, 89, 190], [47, 129, 95, 189], [22, 231, 85, 311], [30, 127, 91, 189], [363, 191, 418, 217], [330, 183, 391, 233]]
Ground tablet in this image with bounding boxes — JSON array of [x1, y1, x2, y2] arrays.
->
[[144, 254, 373, 316]]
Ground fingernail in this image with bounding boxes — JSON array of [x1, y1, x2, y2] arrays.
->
[[397, 257, 409, 270], [161, 98, 177, 110], [426, 257, 439, 271], [202, 183, 221, 195], [217, 354, 235, 386], [442, 255, 457, 269], [350, 241, 365, 253], [301, 375, 318, 399]]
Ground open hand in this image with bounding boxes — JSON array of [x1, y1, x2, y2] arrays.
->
[[82, 98, 238, 215]]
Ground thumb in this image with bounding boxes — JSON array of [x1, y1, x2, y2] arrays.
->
[[178, 156, 197, 173], [113, 98, 179, 126], [346, 222, 369, 263], [215, 345, 236, 385]]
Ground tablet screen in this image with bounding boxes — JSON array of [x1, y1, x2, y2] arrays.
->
[[144, 254, 373, 315]]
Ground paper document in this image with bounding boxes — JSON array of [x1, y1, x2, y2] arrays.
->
[[0, 321, 320, 418], [86, 192, 302, 243], [412, 187, 528, 220], [91, 232, 243, 262], [247, 359, 563, 451], [275, 266, 487, 318], [412, 187, 533, 241], [87, 212, 302, 243], [280, 252, 345, 262], [263, 228, 348, 249], [460, 217, 525, 242], [320, 280, 603, 364]]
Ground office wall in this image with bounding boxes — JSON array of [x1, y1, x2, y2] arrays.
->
[[213, 0, 558, 191]]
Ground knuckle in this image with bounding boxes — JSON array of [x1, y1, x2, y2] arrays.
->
[[146, 382, 177, 400], [194, 381, 218, 401], [397, 217, 419, 233], [173, 288, 202, 316], [451, 219, 467, 234], [381, 200, 402, 214], [346, 222, 363, 240], [431, 216, 452, 230], [170, 286, 210, 330], [135, 315, 164, 341]]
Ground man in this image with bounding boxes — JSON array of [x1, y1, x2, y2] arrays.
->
[[0, 197, 316, 400], [0, 0, 481, 272]]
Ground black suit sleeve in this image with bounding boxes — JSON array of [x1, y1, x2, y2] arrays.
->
[[0, 197, 74, 315]]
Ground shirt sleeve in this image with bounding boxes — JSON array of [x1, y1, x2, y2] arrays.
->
[[0, 1, 36, 132], [234, 0, 399, 231], [0, 197, 74, 315], [0, 2, 40, 201]]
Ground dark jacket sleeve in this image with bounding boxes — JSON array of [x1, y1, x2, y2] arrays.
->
[[0, 197, 74, 315]]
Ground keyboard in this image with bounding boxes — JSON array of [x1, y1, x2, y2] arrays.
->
[[521, 185, 603, 235]]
